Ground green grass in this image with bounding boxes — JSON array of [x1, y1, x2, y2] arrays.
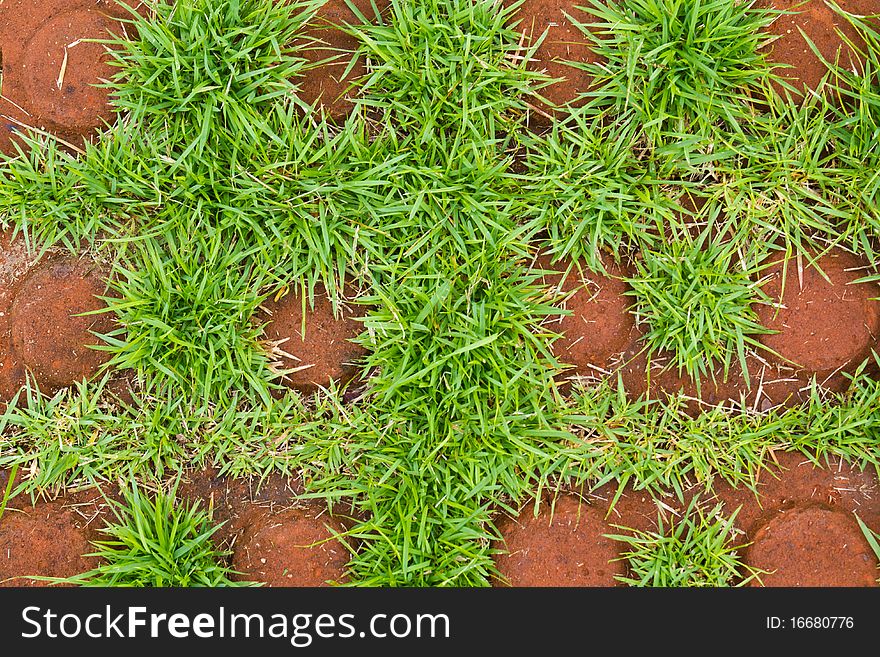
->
[[576, 0, 776, 159], [106, 0, 318, 159], [1, 0, 880, 587], [626, 214, 769, 387], [824, 3, 880, 254], [518, 106, 655, 270], [856, 515, 880, 583], [557, 355, 880, 502], [352, 0, 544, 143], [607, 496, 761, 587], [717, 88, 864, 257], [0, 133, 114, 253], [0, 372, 343, 491], [0, 465, 18, 524], [61, 480, 250, 587], [98, 222, 275, 404]]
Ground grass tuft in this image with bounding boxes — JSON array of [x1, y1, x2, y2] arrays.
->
[[98, 223, 273, 404], [353, 0, 543, 143], [107, 0, 317, 159], [607, 497, 761, 587], [626, 217, 768, 386], [519, 106, 652, 269], [578, 0, 776, 154], [64, 481, 250, 587]]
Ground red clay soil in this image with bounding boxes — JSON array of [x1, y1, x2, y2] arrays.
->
[[746, 505, 877, 586], [756, 0, 877, 94], [732, 352, 816, 410], [295, 0, 390, 120], [757, 247, 880, 377], [710, 452, 880, 547], [618, 346, 815, 413], [505, 0, 602, 119], [0, 0, 140, 155], [493, 494, 624, 586], [7, 256, 115, 393], [584, 451, 880, 587], [619, 347, 736, 410], [536, 253, 638, 378], [259, 282, 368, 395], [177, 466, 308, 546], [231, 506, 349, 587], [0, 500, 99, 587], [0, 227, 36, 397], [179, 468, 361, 587]]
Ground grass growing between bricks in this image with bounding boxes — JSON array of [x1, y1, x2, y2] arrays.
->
[[625, 217, 769, 387], [606, 497, 761, 587], [59, 481, 250, 587], [1, 0, 879, 586]]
